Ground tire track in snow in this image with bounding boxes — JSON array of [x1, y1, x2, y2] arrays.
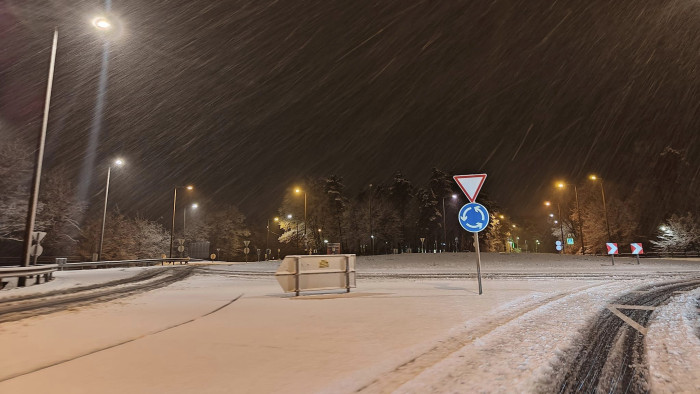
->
[[556, 279, 700, 393], [355, 282, 610, 394]]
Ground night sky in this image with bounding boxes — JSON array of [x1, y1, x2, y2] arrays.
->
[[1, 0, 699, 225]]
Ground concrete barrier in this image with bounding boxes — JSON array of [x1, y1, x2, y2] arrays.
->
[[275, 254, 356, 296]]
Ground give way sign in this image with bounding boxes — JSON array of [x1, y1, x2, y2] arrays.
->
[[453, 174, 487, 202], [606, 243, 618, 255]]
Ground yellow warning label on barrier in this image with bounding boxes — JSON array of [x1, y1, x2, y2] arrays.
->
[[319, 260, 329, 268]]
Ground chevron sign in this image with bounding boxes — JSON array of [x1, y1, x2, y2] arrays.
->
[[630, 243, 643, 255]]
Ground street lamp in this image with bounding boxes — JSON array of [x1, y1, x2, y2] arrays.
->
[[545, 200, 565, 254], [589, 175, 612, 240], [368, 184, 373, 255], [294, 187, 308, 253], [170, 185, 193, 257], [92, 17, 113, 30], [556, 181, 585, 254], [21, 20, 116, 274], [442, 194, 457, 252], [266, 217, 279, 258], [183, 202, 198, 238], [97, 158, 125, 260]]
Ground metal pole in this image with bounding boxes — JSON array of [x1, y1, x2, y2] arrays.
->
[[557, 202, 565, 254], [304, 193, 307, 250], [442, 198, 447, 252], [98, 166, 111, 261], [170, 188, 177, 258], [600, 180, 612, 241], [574, 185, 584, 254], [21, 28, 58, 275], [183, 206, 186, 238], [266, 219, 269, 257], [369, 184, 373, 255], [473, 232, 482, 295]]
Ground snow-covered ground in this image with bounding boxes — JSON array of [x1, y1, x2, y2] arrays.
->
[[0, 253, 697, 393]]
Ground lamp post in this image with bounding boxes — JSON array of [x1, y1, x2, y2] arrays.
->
[[294, 188, 307, 253], [557, 182, 585, 254], [97, 158, 124, 260], [368, 184, 373, 255], [589, 175, 612, 241], [22, 18, 115, 273], [545, 200, 565, 254], [266, 217, 279, 258], [442, 194, 457, 252], [170, 185, 193, 257], [183, 203, 198, 238], [21, 29, 58, 272]]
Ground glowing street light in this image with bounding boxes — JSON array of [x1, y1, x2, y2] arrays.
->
[[92, 17, 113, 30], [98, 158, 125, 260], [170, 185, 194, 257], [555, 181, 585, 254], [589, 174, 612, 240], [183, 203, 198, 245], [442, 194, 459, 252], [266, 217, 280, 259], [294, 187, 308, 253]]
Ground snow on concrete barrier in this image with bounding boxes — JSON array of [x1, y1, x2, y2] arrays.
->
[[275, 254, 356, 296]]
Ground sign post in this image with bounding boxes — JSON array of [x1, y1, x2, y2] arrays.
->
[[606, 242, 618, 265], [243, 240, 250, 262], [454, 174, 488, 295], [630, 243, 643, 264], [419, 237, 425, 253]]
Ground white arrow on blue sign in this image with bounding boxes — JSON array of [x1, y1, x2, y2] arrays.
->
[[458, 202, 490, 233]]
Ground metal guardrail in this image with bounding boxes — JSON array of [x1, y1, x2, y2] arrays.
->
[[60, 258, 190, 270], [0, 264, 58, 287]]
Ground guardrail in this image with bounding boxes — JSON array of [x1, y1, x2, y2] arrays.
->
[[0, 264, 58, 287], [60, 257, 190, 270]]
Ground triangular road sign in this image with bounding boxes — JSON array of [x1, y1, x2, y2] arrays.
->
[[453, 174, 487, 202]]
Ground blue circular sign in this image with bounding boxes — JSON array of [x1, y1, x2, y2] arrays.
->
[[458, 203, 490, 233]]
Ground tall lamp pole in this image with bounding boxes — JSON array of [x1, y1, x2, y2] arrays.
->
[[21, 29, 58, 273], [442, 194, 457, 252], [266, 217, 279, 258], [170, 185, 193, 257], [183, 203, 198, 238], [98, 158, 124, 260], [369, 184, 373, 255], [295, 188, 307, 253], [557, 182, 585, 254], [589, 175, 612, 240]]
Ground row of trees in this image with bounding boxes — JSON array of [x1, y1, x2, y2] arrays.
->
[[271, 168, 502, 255]]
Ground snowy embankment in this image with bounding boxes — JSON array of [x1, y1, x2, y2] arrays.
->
[[646, 287, 700, 393]]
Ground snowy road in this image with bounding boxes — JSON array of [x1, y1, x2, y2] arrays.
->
[[0, 253, 697, 393]]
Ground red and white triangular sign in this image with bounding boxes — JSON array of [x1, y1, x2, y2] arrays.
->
[[453, 174, 487, 202]]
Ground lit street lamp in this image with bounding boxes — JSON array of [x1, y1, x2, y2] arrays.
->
[[294, 188, 308, 253], [22, 18, 115, 275], [266, 217, 279, 258], [183, 202, 198, 238], [556, 181, 585, 254], [442, 194, 457, 252], [97, 158, 124, 260], [369, 184, 373, 255], [545, 200, 565, 254], [589, 175, 612, 240], [170, 185, 193, 257]]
